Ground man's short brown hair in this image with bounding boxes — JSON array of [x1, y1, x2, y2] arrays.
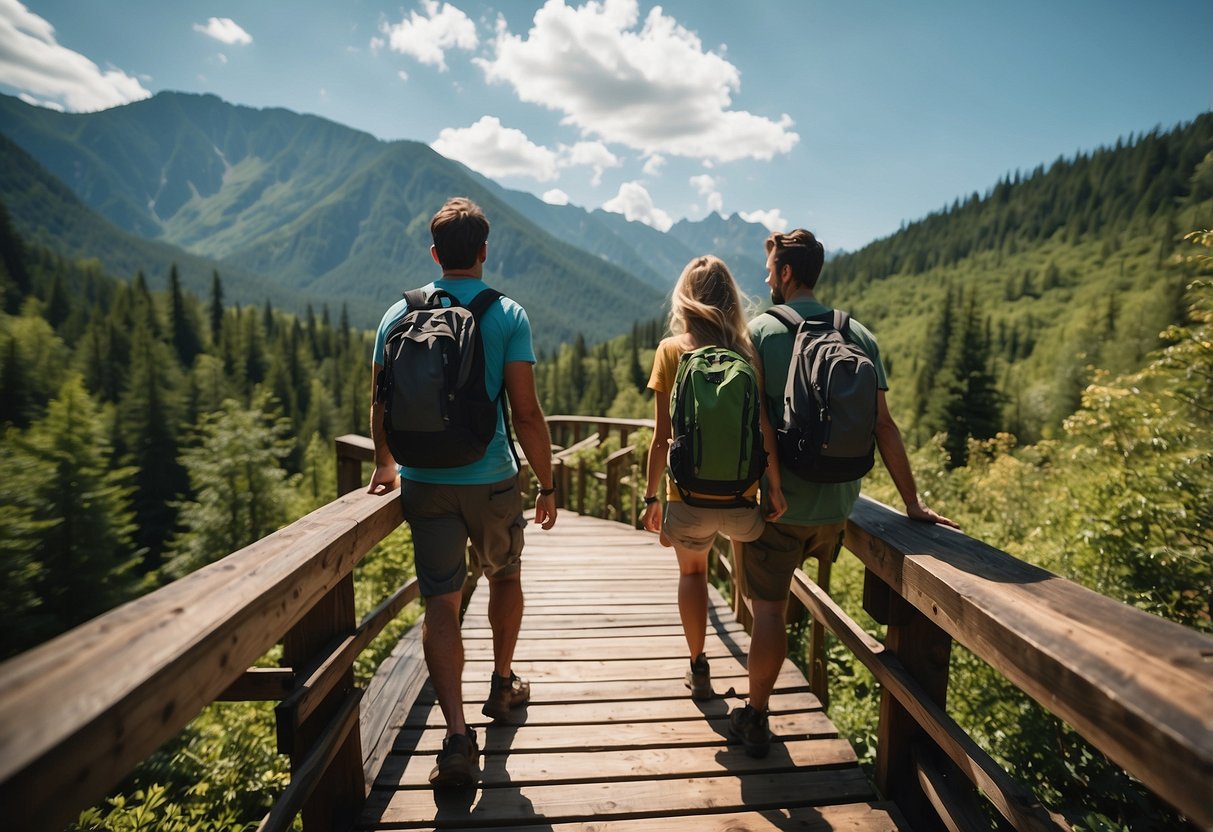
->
[[766, 228, 825, 289], [431, 197, 490, 270]]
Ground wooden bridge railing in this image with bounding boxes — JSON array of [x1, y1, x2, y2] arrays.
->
[[1, 415, 1210, 831]]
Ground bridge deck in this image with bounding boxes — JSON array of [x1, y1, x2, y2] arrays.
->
[[358, 513, 908, 831]]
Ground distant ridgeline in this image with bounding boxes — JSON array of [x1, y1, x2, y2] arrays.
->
[[0, 91, 770, 351]]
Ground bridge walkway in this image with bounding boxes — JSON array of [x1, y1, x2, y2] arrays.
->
[[358, 513, 907, 831]]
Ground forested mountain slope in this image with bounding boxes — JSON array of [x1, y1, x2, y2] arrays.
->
[[0, 92, 665, 347]]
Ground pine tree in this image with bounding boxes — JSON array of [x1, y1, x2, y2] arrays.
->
[[209, 271, 224, 344], [18, 375, 139, 629], [168, 264, 203, 369], [163, 396, 293, 579]]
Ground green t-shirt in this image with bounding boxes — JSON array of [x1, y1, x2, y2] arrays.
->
[[749, 299, 888, 526]]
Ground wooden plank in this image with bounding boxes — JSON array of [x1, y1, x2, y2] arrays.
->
[[383, 802, 908, 832], [461, 634, 751, 662], [846, 496, 1213, 828], [389, 712, 839, 755], [403, 690, 822, 729], [376, 738, 859, 788], [361, 627, 428, 787], [459, 655, 801, 683], [418, 670, 810, 705], [362, 769, 877, 826], [460, 623, 747, 640]]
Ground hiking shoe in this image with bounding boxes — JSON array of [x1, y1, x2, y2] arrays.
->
[[728, 704, 771, 758], [428, 728, 479, 788], [685, 653, 713, 700], [481, 671, 530, 721]]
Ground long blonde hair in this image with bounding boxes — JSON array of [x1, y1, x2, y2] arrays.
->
[[669, 255, 755, 362]]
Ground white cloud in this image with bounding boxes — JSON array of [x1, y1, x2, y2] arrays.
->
[[432, 116, 559, 181], [0, 1, 150, 111], [369, 36, 386, 54], [192, 17, 252, 46], [381, 0, 477, 71], [476, 0, 798, 163], [602, 181, 672, 232], [642, 154, 666, 176], [542, 188, 570, 205], [397, 70, 409, 81], [215, 53, 228, 65], [740, 208, 788, 232], [558, 140, 619, 186], [17, 91, 62, 111], [690, 173, 723, 213]]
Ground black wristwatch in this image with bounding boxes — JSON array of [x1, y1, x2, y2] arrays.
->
[[644, 495, 659, 506], [537, 485, 556, 497]]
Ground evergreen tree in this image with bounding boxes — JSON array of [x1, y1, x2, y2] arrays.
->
[[168, 264, 203, 368], [118, 323, 188, 568], [17, 375, 139, 630], [163, 396, 293, 579], [209, 271, 224, 344]]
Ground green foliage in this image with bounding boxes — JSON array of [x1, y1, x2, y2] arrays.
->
[[162, 396, 295, 579]]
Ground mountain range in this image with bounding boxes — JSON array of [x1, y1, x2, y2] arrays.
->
[[0, 91, 774, 347]]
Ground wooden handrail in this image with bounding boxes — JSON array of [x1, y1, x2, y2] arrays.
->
[[0, 448, 409, 831]]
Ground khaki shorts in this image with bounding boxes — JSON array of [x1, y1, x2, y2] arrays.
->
[[401, 476, 526, 597], [743, 521, 846, 602], [663, 500, 765, 550]]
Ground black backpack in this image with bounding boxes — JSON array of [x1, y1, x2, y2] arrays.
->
[[763, 306, 878, 483], [376, 287, 505, 468]]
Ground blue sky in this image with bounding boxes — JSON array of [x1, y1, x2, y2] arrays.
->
[[2, 0, 1211, 252]]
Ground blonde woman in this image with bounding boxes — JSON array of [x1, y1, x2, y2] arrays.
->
[[642, 255, 786, 700]]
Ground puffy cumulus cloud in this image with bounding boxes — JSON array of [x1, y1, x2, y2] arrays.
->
[[740, 208, 788, 232], [559, 140, 619, 186], [690, 173, 723, 214], [476, 0, 798, 163], [602, 181, 672, 232], [380, 0, 477, 71], [432, 116, 559, 181], [542, 188, 570, 205], [192, 17, 252, 46], [0, 0, 150, 111]]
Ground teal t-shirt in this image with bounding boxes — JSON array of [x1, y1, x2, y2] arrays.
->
[[373, 277, 536, 485], [749, 299, 888, 526]]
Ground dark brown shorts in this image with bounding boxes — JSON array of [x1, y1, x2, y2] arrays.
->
[[401, 476, 526, 597], [742, 521, 846, 602]]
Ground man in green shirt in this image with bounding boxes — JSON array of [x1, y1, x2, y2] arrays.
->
[[729, 228, 957, 758]]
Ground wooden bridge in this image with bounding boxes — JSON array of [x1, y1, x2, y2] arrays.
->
[[1, 416, 1211, 831]]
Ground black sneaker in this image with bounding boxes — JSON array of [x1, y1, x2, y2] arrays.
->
[[685, 653, 712, 700], [428, 728, 479, 788], [481, 671, 530, 721], [728, 704, 771, 758]]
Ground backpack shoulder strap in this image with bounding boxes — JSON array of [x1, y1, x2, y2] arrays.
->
[[833, 309, 852, 334], [764, 304, 802, 330], [403, 288, 430, 308], [466, 288, 505, 321]]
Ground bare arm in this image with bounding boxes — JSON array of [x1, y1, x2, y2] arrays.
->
[[641, 389, 671, 533], [504, 361, 557, 530], [874, 390, 958, 528], [367, 361, 400, 495], [753, 357, 786, 521]]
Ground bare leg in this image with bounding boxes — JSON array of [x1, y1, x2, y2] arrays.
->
[[747, 597, 788, 712], [487, 571, 524, 676], [422, 590, 466, 736], [673, 544, 711, 659]]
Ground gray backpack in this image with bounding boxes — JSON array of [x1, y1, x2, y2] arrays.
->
[[376, 287, 505, 468], [764, 306, 878, 483]]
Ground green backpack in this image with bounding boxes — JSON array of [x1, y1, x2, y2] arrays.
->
[[668, 346, 767, 507]]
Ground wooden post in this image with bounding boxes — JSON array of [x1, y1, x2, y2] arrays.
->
[[807, 554, 833, 711], [865, 569, 951, 832], [278, 574, 364, 831], [577, 458, 588, 515], [730, 539, 753, 631]]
